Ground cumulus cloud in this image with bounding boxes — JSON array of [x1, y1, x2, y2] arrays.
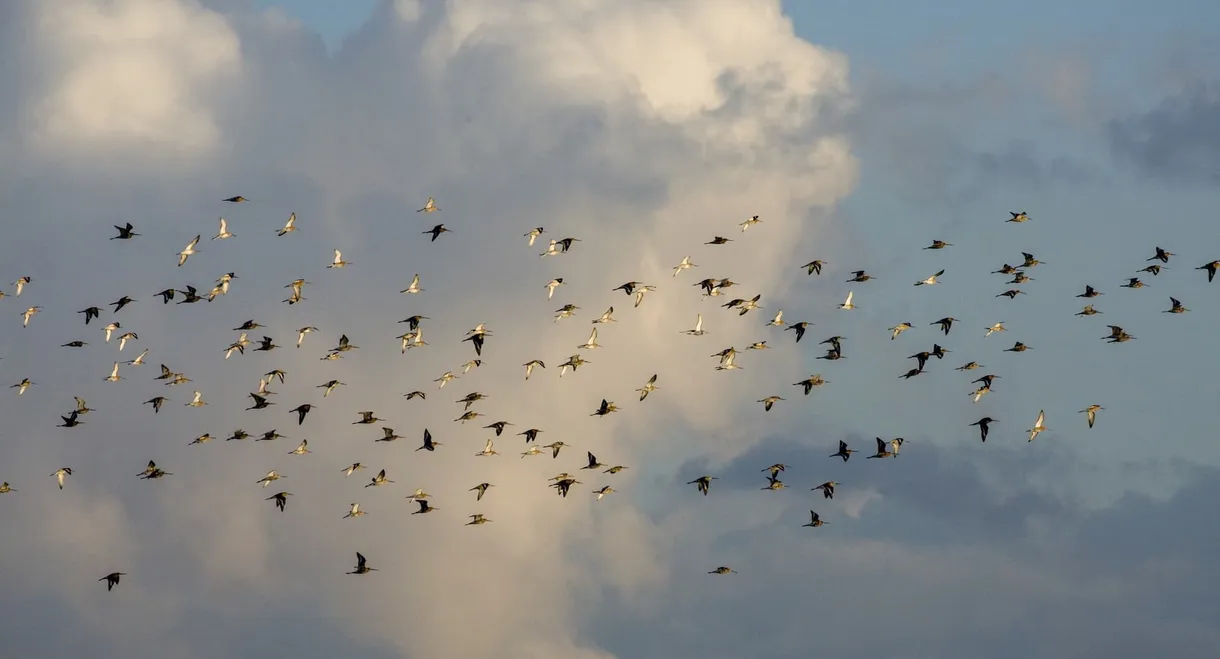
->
[[0, 1, 856, 658]]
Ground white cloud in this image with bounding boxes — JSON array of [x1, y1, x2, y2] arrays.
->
[[0, 1, 857, 657], [25, 0, 242, 159]]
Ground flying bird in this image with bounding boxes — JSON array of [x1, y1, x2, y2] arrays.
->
[[277, 213, 298, 236], [111, 223, 139, 240], [177, 235, 201, 267], [1027, 410, 1048, 442]]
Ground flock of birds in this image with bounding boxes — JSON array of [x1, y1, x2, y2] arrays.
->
[[4, 200, 1219, 589]]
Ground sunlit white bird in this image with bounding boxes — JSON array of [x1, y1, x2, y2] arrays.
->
[[124, 348, 148, 366], [21, 306, 41, 327], [277, 213, 297, 236], [288, 439, 310, 455], [579, 327, 602, 350], [915, 269, 945, 286], [51, 467, 73, 489], [401, 274, 424, 294], [766, 309, 785, 327], [524, 227, 544, 246], [475, 438, 499, 457], [672, 256, 697, 277], [417, 197, 439, 213], [11, 378, 33, 395], [104, 362, 122, 382], [985, 322, 1007, 337], [683, 314, 707, 336], [739, 215, 762, 231], [1027, 410, 1047, 442], [256, 470, 284, 488], [328, 249, 350, 268], [343, 503, 365, 519], [14, 276, 30, 296], [546, 278, 564, 299], [212, 217, 234, 240], [177, 234, 201, 267], [633, 285, 656, 308], [186, 390, 206, 407], [593, 307, 616, 324], [838, 291, 855, 310]]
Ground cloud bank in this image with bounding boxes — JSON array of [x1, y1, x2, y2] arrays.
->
[[1, 2, 1217, 659]]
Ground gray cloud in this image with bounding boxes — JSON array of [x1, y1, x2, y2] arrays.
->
[[1108, 82, 1220, 184]]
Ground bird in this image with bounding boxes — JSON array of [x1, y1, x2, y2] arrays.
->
[[328, 249, 350, 268], [212, 217, 234, 240], [21, 306, 41, 327], [1197, 260, 1220, 283], [931, 317, 957, 335], [1080, 404, 1103, 429], [708, 567, 737, 575], [682, 314, 707, 336], [1148, 246, 1174, 263], [343, 503, 366, 519], [924, 239, 952, 250], [365, 469, 393, 487], [10, 378, 33, 395], [256, 470, 284, 488], [915, 269, 944, 286], [467, 514, 492, 525], [13, 276, 30, 296], [813, 482, 837, 499], [1120, 278, 1147, 289], [593, 307, 616, 324], [416, 429, 441, 452], [970, 417, 995, 442], [758, 396, 784, 411], [591, 399, 618, 417], [846, 270, 875, 283], [545, 278, 565, 299], [984, 322, 1007, 337], [470, 483, 493, 501], [636, 374, 659, 401], [177, 235, 201, 267], [1077, 285, 1103, 298], [1165, 297, 1189, 314], [786, 321, 811, 342], [802, 511, 829, 528], [223, 195, 248, 203], [267, 492, 291, 512], [838, 291, 855, 310], [51, 467, 73, 489], [1006, 211, 1029, 223], [423, 224, 451, 242], [688, 476, 717, 496], [401, 273, 424, 294], [277, 213, 298, 236], [417, 197, 439, 213], [1076, 304, 1102, 317], [889, 322, 914, 340], [99, 572, 126, 591], [347, 552, 377, 575], [289, 404, 314, 425], [593, 486, 616, 501], [582, 452, 605, 470], [706, 236, 732, 245], [524, 227, 544, 246], [288, 439, 310, 455], [794, 374, 828, 395], [144, 396, 168, 414], [412, 499, 438, 515], [103, 362, 122, 382], [1004, 341, 1031, 353], [802, 260, 825, 275], [866, 438, 894, 459], [1027, 410, 1048, 442], [672, 256, 698, 277], [739, 215, 762, 231], [111, 223, 139, 240], [475, 438, 500, 457]]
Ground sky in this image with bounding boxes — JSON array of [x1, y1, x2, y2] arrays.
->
[[0, 1, 1218, 658]]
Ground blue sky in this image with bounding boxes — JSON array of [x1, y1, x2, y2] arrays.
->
[[2, 1, 1219, 658]]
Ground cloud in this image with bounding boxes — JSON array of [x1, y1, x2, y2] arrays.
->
[[1108, 81, 1220, 184], [0, 1, 857, 658]]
